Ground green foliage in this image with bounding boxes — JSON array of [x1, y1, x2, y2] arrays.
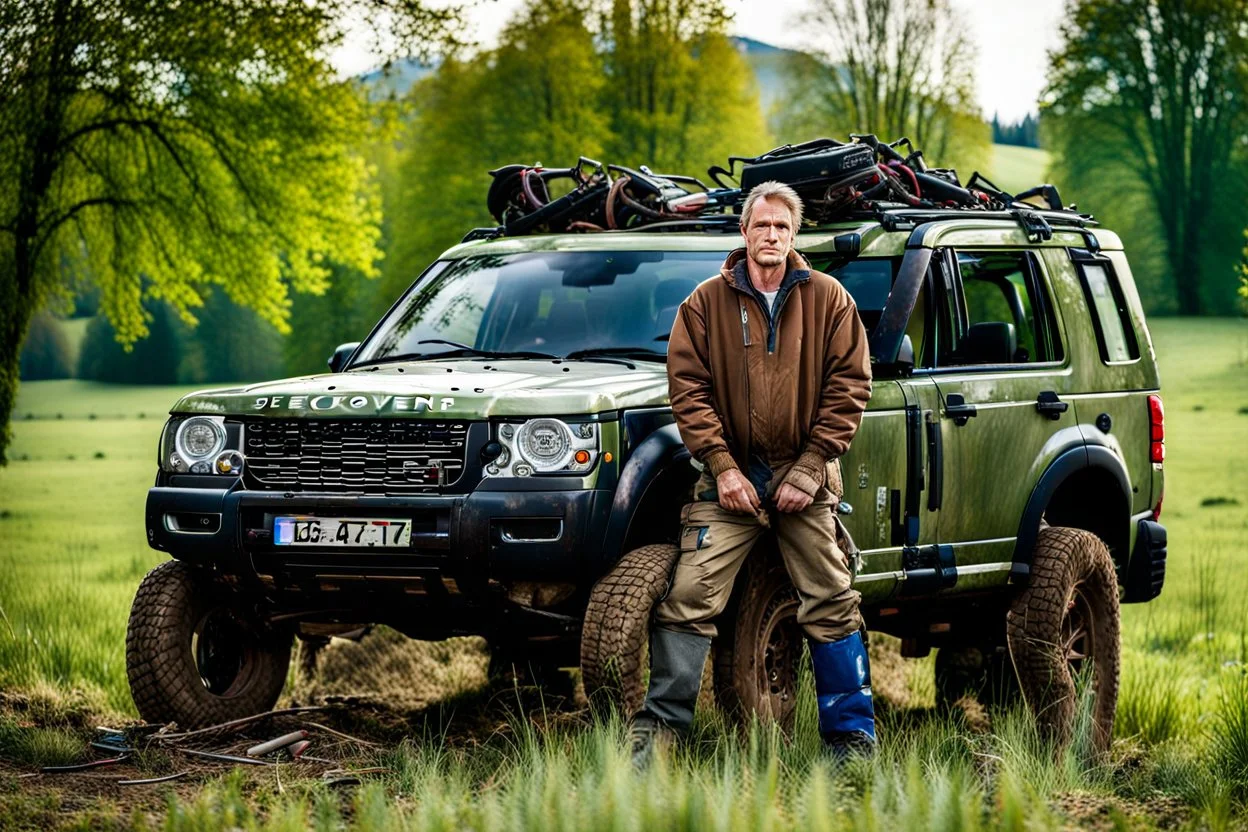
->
[[0, 0, 457, 463], [601, 0, 772, 171], [18, 311, 73, 381], [77, 302, 183, 385], [385, 0, 770, 299], [180, 289, 285, 384], [1043, 0, 1248, 316], [1211, 672, 1248, 796], [775, 0, 990, 174]]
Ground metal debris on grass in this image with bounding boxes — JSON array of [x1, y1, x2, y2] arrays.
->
[[41, 756, 130, 773], [118, 771, 190, 786], [179, 748, 274, 766], [246, 730, 308, 757]]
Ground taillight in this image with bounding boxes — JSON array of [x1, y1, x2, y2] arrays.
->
[[1148, 394, 1165, 464]]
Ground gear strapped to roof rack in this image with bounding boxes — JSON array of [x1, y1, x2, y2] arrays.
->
[[463, 135, 1092, 243]]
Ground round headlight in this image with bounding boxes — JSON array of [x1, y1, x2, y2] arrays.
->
[[175, 417, 226, 462], [516, 418, 573, 472]]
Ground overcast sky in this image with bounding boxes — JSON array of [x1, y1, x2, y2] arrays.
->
[[331, 0, 1065, 123]]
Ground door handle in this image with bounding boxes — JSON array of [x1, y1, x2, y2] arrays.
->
[[1035, 390, 1069, 420], [944, 393, 978, 426]]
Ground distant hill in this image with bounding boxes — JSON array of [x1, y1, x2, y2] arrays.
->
[[357, 37, 798, 107], [729, 36, 798, 115], [358, 59, 436, 100]]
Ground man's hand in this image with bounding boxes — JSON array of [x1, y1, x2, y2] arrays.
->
[[717, 468, 761, 514], [774, 482, 813, 513]]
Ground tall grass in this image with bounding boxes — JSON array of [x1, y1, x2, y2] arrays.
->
[[1, 320, 1247, 829]]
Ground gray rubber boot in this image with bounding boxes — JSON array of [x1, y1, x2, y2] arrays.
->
[[638, 627, 712, 729], [630, 627, 711, 768]]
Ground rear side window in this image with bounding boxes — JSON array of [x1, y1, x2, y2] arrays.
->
[[1077, 262, 1139, 363], [934, 250, 1064, 366]]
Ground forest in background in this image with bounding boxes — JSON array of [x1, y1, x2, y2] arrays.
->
[[9, 0, 1248, 399]]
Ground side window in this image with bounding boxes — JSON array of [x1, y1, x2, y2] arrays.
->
[[936, 250, 1063, 367], [1077, 261, 1139, 363]]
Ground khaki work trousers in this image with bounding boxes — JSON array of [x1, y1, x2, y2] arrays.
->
[[653, 463, 862, 643]]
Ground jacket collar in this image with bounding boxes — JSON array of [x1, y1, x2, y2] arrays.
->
[[720, 247, 811, 295]]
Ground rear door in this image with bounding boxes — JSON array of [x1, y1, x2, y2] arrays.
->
[[922, 243, 1077, 583]]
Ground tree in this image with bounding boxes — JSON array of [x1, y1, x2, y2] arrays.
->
[[18, 311, 73, 381], [180, 289, 285, 383], [386, 1, 614, 298], [78, 301, 183, 384], [0, 0, 457, 463], [385, 0, 769, 296], [1044, 0, 1248, 315], [777, 0, 989, 173], [601, 0, 771, 172]]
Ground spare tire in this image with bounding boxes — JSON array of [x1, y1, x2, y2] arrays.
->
[[580, 544, 679, 715], [1007, 526, 1120, 753], [126, 560, 291, 728]]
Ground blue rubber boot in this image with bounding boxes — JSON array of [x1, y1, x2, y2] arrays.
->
[[809, 630, 877, 759]]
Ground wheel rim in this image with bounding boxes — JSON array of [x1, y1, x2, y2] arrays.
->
[[755, 592, 802, 719], [191, 607, 258, 697], [1061, 586, 1096, 678]]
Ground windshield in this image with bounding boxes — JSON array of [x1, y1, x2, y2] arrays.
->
[[353, 250, 896, 365]]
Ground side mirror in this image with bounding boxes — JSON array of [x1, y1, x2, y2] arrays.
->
[[327, 342, 361, 373], [873, 333, 914, 378], [896, 333, 915, 373]]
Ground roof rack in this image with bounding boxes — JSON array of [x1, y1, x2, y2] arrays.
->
[[465, 135, 1092, 244]]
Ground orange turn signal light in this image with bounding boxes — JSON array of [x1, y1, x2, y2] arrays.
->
[[603, 452, 613, 463], [574, 449, 591, 465]]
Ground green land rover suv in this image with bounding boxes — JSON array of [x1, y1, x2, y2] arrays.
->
[[127, 207, 1166, 747]]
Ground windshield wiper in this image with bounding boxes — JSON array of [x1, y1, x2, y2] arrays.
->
[[562, 347, 668, 370], [354, 345, 557, 368], [416, 339, 557, 360]]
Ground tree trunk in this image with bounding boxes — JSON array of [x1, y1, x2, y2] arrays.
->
[[0, 282, 35, 466], [1172, 205, 1207, 316]]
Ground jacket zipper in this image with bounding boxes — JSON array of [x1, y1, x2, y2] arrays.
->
[[740, 298, 752, 466]]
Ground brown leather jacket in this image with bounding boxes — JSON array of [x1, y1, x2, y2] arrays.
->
[[667, 248, 873, 497]]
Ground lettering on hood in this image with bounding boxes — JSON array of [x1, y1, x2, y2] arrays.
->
[[251, 394, 455, 413]]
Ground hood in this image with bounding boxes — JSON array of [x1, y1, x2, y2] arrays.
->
[[171, 358, 671, 419], [719, 247, 812, 291]]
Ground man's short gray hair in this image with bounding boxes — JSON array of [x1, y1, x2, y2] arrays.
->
[[740, 181, 804, 230]]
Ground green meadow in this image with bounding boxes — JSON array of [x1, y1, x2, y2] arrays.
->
[[1, 318, 1247, 829]]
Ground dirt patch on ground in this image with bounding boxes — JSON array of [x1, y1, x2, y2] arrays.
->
[[1053, 791, 1189, 831], [292, 627, 491, 713]]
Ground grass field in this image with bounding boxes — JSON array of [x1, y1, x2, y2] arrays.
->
[[988, 144, 1052, 194], [1, 318, 1247, 828]]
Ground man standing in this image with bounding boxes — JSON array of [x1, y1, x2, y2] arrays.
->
[[631, 181, 874, 763]]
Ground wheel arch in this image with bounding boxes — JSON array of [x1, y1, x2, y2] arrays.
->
[[1011, 444, 1132, 584], [596, 423, 696, 574]]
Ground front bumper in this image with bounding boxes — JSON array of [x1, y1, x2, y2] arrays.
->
[[146, 482, 613, 603]]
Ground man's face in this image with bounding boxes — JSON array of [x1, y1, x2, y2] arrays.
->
[[741, 198, 794, 268]]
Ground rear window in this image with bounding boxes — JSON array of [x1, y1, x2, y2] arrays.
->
[[1077, 262, 1139, 363]]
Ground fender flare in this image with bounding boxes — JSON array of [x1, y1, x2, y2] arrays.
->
[[1009, 444, 1131, 583], [597, 423, 692, 571]]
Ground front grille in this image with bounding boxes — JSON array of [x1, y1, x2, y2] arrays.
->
[[241, 419, 469, 494]]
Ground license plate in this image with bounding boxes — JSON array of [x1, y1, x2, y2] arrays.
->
[[273, 516, 411, 548]]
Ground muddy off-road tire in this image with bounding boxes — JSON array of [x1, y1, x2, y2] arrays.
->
[[126, 560, 291, 728], [580, 544, 679, 714], [1007, 526, 1120, 753], [713, 552, 804, 732]]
